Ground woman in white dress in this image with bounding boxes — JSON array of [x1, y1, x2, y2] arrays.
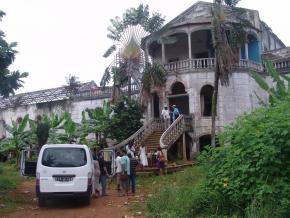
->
[[139, 144, 148, 170]]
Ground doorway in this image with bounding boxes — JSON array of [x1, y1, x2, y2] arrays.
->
[[153, 92, 160, 118]]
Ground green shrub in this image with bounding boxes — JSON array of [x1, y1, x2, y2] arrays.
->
[[0, 165, 3, 174], [198, 99, 290, 216], [0, 177, 17, 190]]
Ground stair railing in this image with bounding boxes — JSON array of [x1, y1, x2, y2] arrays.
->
[[112, 118, 163, 151], [160, 114, 194, 151]]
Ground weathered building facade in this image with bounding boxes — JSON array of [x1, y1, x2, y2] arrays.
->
[[144, 1, 287, 154], [1, 1, 289, 160], [0, 82, 111, 138]]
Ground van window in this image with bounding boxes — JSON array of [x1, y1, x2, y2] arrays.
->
[[42, 148, 87, 167]]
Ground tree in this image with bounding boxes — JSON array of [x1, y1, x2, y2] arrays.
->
[[65, 74, 81, 96], [141, 62, 167, 108], [108, 96, 143, 141], [102, 4, 165, 101], [0, 10, 28, 97], [211, 0, 250, 147]]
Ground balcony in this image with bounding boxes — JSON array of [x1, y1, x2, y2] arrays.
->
[[163, 58, 263, 73]]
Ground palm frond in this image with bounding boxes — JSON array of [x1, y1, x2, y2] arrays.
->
[[100, 67, 111, 87], [103, 45, 117, 58], [251, 71, 270, 92]]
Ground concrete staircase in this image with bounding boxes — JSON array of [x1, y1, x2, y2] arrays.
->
[[142, 129, 164, 153]]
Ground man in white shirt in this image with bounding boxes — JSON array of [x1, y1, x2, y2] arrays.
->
[[161, 106, 170, 129], [115, 151, 122, 192]]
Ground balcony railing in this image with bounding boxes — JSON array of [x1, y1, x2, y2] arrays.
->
[[73, 84, 140, 101], [163, 58, 263, 72]]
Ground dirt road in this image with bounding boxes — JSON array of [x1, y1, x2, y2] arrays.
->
[[3, 180, 145, 218]]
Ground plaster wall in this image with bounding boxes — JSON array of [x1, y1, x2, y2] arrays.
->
[[165, 70, 268, 137], [0, 98, 109, 137]]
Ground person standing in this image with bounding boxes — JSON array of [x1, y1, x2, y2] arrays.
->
[[139, 143, 148, 170], [161, 106, 170, 129], [115, 151, 122, 193], [93, 155, 101, 198], [98, 151, 109, 196], [156, 147, 166, 176], [120, 150, 130, 196], [172, 105, 180, 122], [126, 141, 136, 157], [127, 153, 138, 195]]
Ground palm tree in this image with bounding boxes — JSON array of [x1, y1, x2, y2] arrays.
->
[[211, 0, 251, 146], [65, 74, 81, 96], [102, 4, 165, 101], [140, 62, 167, 108]]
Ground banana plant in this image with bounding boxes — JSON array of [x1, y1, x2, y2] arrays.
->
[[81, 102, 111, 148], [0, 114, 35, 167]]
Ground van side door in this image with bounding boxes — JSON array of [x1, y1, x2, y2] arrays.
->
[[102, 148, 115, 176], [20, 149, 38, 177]]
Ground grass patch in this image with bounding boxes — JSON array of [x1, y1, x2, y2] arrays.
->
[[0, 163, 27, 216], [130, 166, 205, 217]]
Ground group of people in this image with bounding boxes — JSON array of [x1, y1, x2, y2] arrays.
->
[[92, 143, 167, 197], [161, 104, 180, 129]]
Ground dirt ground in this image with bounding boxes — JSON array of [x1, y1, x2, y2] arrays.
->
[[2, 179, 145, 218]]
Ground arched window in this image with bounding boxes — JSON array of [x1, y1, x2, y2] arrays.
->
[[200, 85, 213, 117], [171, 82, 186, 95]]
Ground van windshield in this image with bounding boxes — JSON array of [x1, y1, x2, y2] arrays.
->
[[42, 147, 87, 167]]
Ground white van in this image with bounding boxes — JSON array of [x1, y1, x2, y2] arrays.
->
[[35, 144, 94, 206]]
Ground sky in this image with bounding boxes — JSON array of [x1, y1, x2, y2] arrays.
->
[[1, 0, 290, 94]]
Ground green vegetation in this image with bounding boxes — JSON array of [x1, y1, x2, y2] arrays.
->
[[251, 59, 290, 105], [129, 167, 205, 218], [142, 96, 290, 217], [0, 163, 27, 216], [141, 59, 290, 217], [0, 98, 143, 163], [0, 10, 28, 97], [108, 96, 143, 141], [198, 97, 290, 217]]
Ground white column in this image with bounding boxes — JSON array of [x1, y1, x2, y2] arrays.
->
[[162, 43, 166, 64], [188, 32, 192, 60], [245, 43, 249, 60]]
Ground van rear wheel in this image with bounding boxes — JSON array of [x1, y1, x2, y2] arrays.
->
[[38, 197, 46, 207], [82, 196, 91, 205]]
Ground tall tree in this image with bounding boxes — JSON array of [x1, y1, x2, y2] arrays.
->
[[211, 0, 250, 146], [102, 4, 165, 100], [0, 10, 28, 97]]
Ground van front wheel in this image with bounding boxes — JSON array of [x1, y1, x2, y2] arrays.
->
[[38, 197, 46, 207]]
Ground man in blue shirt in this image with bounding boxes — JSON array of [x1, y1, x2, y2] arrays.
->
[[172, 105, 180, 121]]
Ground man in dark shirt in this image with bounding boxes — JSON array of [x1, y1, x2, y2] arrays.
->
[[98, 151, 109, 196], [127, 153, 138, 194]]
